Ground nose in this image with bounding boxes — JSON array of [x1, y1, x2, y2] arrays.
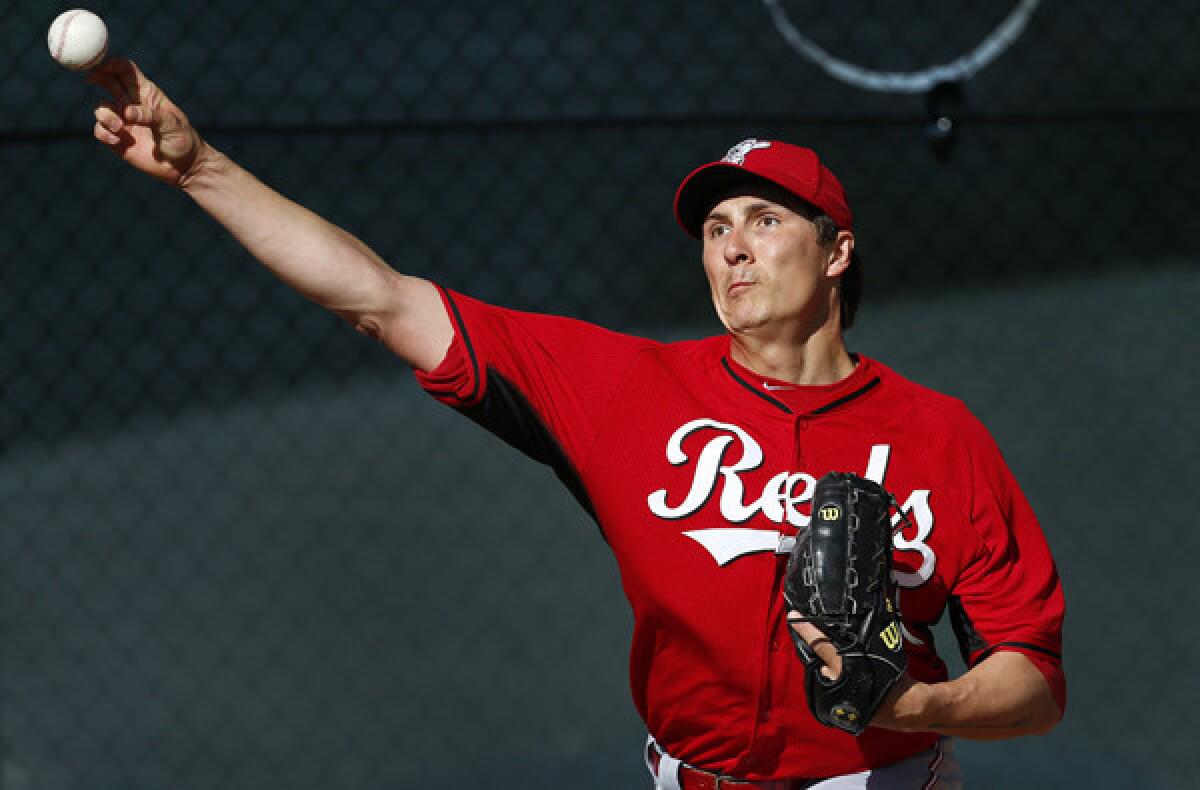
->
[[723, 226, 752, 267]]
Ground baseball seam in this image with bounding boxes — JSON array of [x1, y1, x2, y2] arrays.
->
[[53, 10, 85, 62], [54, 10, 106, 69]]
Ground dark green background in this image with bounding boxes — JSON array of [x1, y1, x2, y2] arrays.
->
[[3, 1, 1197, 788]]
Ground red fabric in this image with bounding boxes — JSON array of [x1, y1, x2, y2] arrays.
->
[[992, 645, 1068, 715], [673, 139, 853, 236], [415, 287, 1066, 780]]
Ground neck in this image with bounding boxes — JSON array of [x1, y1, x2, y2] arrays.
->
[[728, 322, 855, 386]]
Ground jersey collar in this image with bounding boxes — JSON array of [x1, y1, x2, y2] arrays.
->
[[720, 349, 881, 416]]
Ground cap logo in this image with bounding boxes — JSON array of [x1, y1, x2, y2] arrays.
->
[[722, 138, 771, 165]]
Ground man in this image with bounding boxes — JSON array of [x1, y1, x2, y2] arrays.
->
[[89, 58, 1064, 788]]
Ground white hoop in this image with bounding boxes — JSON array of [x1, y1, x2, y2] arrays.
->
[[762, 0, 1042, 94]]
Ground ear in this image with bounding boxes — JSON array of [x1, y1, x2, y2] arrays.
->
[[825, 231, 854, 278]]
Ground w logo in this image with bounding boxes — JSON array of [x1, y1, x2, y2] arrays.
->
[[880, 622, 902, 651]]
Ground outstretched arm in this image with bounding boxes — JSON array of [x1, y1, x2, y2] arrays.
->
[[88, 59, 452, 372]]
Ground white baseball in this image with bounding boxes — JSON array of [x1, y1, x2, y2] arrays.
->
[[47, 9, 109, 71]]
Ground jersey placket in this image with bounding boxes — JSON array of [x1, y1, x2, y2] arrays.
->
[[744, 408, 806, 766]]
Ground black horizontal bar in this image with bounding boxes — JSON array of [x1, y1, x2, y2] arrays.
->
[[4, 106, 1200, 146]]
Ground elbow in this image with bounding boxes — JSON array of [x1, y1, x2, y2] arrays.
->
[[335, 294, 397, 344], [1029, 698, 1064, 736], [1028, 666, 1067, 736], [1000, 651, 1067, 737], [952, 702, 1062, 742], [1013, 689, 1063, 737], [348, 312, 386, 342], [338, 271, 421, 346]]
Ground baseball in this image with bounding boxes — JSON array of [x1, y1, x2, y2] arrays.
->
[[47, 9, 109, 71]]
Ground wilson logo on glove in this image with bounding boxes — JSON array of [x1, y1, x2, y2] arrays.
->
[[880, 622, 902, 651], [783, 471, 912, 735]]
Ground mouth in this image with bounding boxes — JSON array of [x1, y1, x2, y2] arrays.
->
[[728, 281, 755, 295]]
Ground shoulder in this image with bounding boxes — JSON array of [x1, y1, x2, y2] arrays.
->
[[646, 333, 728, 359], [628, 333, 729, 376], [442, 286, 661, 351], [869, 358, 1014, 498], [868, 357, 960, 417], [864, 357, 1006, 474], [866, 356, 982, 432]]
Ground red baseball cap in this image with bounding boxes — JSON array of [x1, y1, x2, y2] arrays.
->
[[673, 139, 853, 238]]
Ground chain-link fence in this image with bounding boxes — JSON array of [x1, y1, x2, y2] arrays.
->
[[3, 1, 1197, 788]]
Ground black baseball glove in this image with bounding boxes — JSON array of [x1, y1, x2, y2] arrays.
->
[[783, 472, 908, 735]]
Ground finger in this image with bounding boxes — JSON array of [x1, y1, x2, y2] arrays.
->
[[786, 615, 820, 639], [93, 119, 121, 146], [788, 619, 842, 680], [86, 70, 124, 102], [123, 103, 158, 127], [90, 58, 140, 104], [789, 622, 834, 650], [93, 116, 133, 150], [94, 102, 123, 135], [115, 58, 149, 104]]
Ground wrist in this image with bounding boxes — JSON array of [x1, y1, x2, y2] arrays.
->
[[875, 675, 946, 732], [179, 141, 225, 192]]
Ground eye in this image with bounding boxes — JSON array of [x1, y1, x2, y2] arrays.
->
[[758, 214, 781, 228], [707, 223, 730, 239]]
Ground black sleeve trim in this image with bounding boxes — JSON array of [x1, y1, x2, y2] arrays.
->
[[948, 596, 1062, 667], [947, 595, 988, 665], [459, 367, 599, 528], [440, 289, 481, 404], [976, 642, 1063, 664], [720, 358, 792, 414]]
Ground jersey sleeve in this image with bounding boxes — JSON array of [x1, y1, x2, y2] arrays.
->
[[413, 286, 653, 512], [946, 407, 1067, 712]]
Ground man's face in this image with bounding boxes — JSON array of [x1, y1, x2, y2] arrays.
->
[[700, 186, 846, 338]]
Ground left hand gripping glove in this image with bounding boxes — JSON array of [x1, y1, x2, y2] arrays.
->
[[783, 472, 909, 735]]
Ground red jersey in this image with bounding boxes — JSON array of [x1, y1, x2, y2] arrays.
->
[[415, 287, 1066, 781]]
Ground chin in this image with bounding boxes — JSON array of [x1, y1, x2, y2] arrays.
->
[[714, 296, 772, 334], [722, 313, 771, 335]]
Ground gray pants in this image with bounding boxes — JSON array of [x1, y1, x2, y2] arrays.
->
[[646, 736, 963, 789]]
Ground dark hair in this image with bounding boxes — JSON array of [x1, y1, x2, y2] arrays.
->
[[812, 214, 861, 331]]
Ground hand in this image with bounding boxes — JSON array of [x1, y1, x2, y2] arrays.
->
[[788, 614, 922, 730], [788, 615, 841, 680], [88, 59, 205, 187]]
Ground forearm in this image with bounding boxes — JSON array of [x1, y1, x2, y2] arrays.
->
[[180, 145, 401, 321], [878, 651, 1063, 740], [178, 145, 452, 369], [89, 59, 451, 368]]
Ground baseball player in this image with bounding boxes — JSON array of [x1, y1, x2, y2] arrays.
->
[[88, 59, 1065, 788]]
